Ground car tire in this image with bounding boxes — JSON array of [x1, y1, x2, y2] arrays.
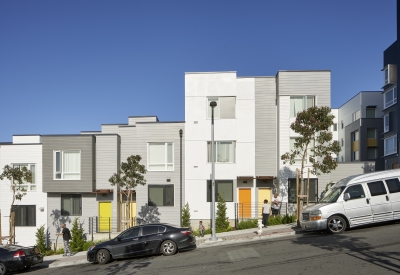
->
[[327, 215, 346, 234], [161, 240, 177, 256], [96, 249, 110, 265], [0, 262, 7, 275]]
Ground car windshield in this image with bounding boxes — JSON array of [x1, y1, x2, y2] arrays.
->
[[320, 186, 345, 203]]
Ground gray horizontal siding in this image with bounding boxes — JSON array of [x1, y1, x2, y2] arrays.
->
[[42, 135, 95, 192], [255, 77, 277, 176]]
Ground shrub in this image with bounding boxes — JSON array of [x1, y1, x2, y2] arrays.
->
[[216, 194, 230, 233], [181, 203, 191, 228], [35, 225, 47, 253], [268, 215, 283, 226], [281, 214, 297, 224], [237, 219, 258, 230], [83, 241, 95, 251], [70, 218, 85, 252]]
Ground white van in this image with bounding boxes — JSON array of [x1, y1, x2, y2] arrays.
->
[[300, 169, 400, 234]]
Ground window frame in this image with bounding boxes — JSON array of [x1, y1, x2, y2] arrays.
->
[[207, 141, 236, 163], [61, 194, 82, 216], [53, 150, 81, 180], [385, 178, 400, 194], [12, 205, 36, 226], [290, 96, 315, 117], [367, 181, 387, 196], [148, 185, 174, 207], [206, 180, 233, 202], [384, 67, 389, 85], [12, 164, 37, 191], [384, 86, 397, 109], [344, 184, 366, 200], [384, 134, 397, 156], [147, 143, 174, 171]]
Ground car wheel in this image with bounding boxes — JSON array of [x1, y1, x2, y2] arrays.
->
[[327, 215, 346, 234], [161, 240, 177, 256], [0, 262, 7, 275], [96, 249, 110, 265]]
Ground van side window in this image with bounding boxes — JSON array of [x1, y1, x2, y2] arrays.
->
[[345, 185, 365, 200], [385, 178, 400, 193], [367, 181, 387, 196]]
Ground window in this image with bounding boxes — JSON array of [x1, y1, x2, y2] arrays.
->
[[288, 178, 318, 203], [148, 143, 173, 171], [12, 164, 36, 191], [332, 123, 337, 131], [384, 86, 397, 109], [344, 185, 365, 200], [367, 128, 376, 139], [367, 181, 387, 196], [207, 180, 233, 202], [61, 194, 82, 215], [54, 150, 81, 180], [142, 225, 159, 235], [341, 156, 344, 162], [119, 227, 140, 239], [384, 114, 390, 132], [207, 97, 236, 119], [385, 178, 400, 193], [351, 131, 359, 161], [384, 67, 389, 85], [384, 135, 397, 156], [341, 139, 343, 147], [290, 138, 314, 164], [367, 148, 377, 159], [12, 205, 36, 226], [207, 141, 235, 163], [352, 110, 360, 122], [290, 96, 315, 117], [366, 107, 376, 118], [148, 185, 174, 206], [341, 121, 344, 129]]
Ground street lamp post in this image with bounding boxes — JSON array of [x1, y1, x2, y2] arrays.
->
[[179, 129, 183, 227], [210, 101, 217, 241]]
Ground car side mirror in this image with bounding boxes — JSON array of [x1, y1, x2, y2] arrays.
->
[[344, 193, 350, 201], [117, 237, 122, 242]]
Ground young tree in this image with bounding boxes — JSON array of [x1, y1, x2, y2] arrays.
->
[[181, 203, 191, 228], [35, 225, 47, 253], [109, 155, 147, 223], [70, 217, 85, 252], [216, 194, 230, 233], [0, 165, 32, 242], [281, 106, 341, 227]]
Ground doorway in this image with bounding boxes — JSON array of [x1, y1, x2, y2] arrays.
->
[[99, 202, 112, 232], [238, 188, 252, 219]]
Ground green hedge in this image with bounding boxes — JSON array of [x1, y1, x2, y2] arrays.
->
[[236, 219, 258, 230]]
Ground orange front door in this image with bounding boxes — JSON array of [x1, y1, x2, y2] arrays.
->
[[238, 188, 252, 219]]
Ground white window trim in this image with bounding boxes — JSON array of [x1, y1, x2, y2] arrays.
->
[[147, 143, 174, 171], [384, 86, 397, 109], [384, 134, 397, 156], [12, 164, 37, 191], [384, 114, 390, 133], [53, 150, 81, 180]]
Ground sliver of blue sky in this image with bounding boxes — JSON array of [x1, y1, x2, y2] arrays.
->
[[0, 0, 397, 141]]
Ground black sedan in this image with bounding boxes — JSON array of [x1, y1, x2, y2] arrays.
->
[[87, 224, 196, 264], [0, 245, 43, 275]]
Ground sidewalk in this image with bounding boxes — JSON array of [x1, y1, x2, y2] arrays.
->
[[35, 223, 303, 269]]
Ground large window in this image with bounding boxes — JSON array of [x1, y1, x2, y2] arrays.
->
[[367, 148, 377, 159], [61, 194, 82, 215], [148, 143, 174, 171], [54, 150, 81, 180], [290, 96, 314, 117], [367, 181, 387, 196], [13, 164, 36, 191], [366, 107, 376, 118], [385, 178, 400, 193], [207, 180, 233, 202], [384, 114, 390, 133], [207, 141, 235, 163], [288, 178, 318, 203], [207, 97, 236, 119], [384, 135, 397, 156], [344, 184, 365, 200], [12, 205, 36, 226], [384, 86, 397, 109], [148, 185, 174, 206], [367, 128, 376, 139]]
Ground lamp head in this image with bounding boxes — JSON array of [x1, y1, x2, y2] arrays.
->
[[210, 101, 217, 108]]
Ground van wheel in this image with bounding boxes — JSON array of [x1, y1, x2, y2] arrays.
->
[[327, 216, 346, 234]]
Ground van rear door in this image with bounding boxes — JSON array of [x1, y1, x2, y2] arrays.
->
[[366, 181, 393, 222], [384, 178, 400, 219]]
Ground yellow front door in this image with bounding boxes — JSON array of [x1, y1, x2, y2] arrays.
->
[[238, 189, 252, 219], [258, 188, 272, 218], [99, 202, 112, 232]]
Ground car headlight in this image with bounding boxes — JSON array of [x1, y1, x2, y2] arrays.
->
[[88, 245, 96, 251], [309, 210, 322, 220]]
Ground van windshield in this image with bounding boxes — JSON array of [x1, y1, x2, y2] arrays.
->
[[320, 186, 346, 203]]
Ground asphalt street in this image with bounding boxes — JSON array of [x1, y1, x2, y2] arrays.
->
[[26, 221, 400, 275]]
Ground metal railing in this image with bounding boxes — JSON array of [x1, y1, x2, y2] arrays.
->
[[234, 202, 291, 227]]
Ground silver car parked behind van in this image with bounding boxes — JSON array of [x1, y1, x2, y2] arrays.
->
[[300, 169, 400, 234]]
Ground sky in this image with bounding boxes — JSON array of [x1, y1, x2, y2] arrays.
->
[[0, 0, 397, 142]]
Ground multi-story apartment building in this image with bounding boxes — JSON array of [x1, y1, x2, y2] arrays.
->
[[337, 91, 384, 171]]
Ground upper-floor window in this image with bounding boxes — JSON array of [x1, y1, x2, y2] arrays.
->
[[384, 64, 397, 86], [384, 86, 397, 109], [207, 141, 235, 163], [384, 67, 389, 85], [148, 143, 174, 171], [207, 97, 236, 119], [384, 114, 390, 133], [366, 107, 376, 118], [367, 128, 376, 139], [290, 96, 314, 117], [13, 164, 36, 191], [332, 123, 337, 131], [341, 120, 344, 129], [290, 138, 314, 164], [54, 150, 81, 180], [384, 134, 397, 156], [352, 110, 360, 122]]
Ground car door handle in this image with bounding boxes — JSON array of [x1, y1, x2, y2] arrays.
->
[[132, 238, 138, 241], [157, 234, 162, 236], [366, 198, 370, 204], [386, 195, 389, 201]]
